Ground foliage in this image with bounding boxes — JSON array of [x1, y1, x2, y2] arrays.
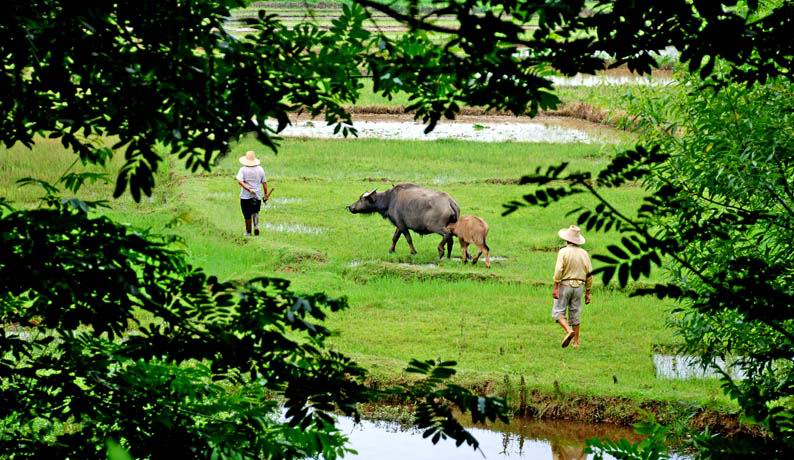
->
[[586, 416, 670, 460], [2, 0, 793, 458], [0, 193, 506, 458], [1, 0, 370, 200], [358, 0, 792, 130], [505, 70, 794, 455], [4, 1, 792, 201], [2, 5, 417, 455]]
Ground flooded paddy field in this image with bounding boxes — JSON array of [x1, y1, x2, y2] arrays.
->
[[284, 112, 629, 144], [278, 119, 598, 144]]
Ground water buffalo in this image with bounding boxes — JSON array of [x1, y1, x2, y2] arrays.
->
[[347, 184, 460, 258]]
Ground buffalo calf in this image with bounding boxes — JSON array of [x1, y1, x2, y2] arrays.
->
[[447, 215, 491, 268]]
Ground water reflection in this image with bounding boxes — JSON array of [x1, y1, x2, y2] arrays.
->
[[337, 416, 641, 459]]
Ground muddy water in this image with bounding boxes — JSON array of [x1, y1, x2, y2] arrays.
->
[[275, 120, 600, 144], [337, 416, 662, 459], [550, 74, 673, 87], [653, 354, 746, 380], [261, 222, 324, 234]]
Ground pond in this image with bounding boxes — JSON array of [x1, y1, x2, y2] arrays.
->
[[336, 415, 650, 459]]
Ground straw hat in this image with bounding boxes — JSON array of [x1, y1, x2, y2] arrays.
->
[[239, 150, 260, 166], [558, 225, 586, 245]]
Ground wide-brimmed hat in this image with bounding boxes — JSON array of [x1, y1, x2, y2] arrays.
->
[[239, 150, 260, 166], [558, 225, 586, 245]]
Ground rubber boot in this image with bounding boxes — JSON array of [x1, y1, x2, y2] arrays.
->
[[244, 218, 252, 236]]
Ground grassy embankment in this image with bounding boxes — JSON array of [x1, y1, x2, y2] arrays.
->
[[1, 131, 733, 428]]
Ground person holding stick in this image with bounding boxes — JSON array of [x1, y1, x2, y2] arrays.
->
[[235, 150, 270, 236]]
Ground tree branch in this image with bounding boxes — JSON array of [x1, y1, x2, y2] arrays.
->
[[776, 158, 794, 204], [577, 179, 715, 288], [673, 179, 794, 232], [354, 0, 459, 35], [353, 0, 543, 49]]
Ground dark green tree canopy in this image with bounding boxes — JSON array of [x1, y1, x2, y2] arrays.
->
[[3, 1, 791, 199], [2, 0, 794, 458], [2, 0, 369, 200], [0, 197, 508, 458], [508, 71, 794, 456]]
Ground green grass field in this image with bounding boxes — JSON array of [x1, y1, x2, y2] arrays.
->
[[0, 133, 730, 411]]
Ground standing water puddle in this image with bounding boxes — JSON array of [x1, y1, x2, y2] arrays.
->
[[337, 416, 688, 459], [549, 75, 673, 87], [653, 354, 745, 380], [262, 222, 324, 234], [275, 120, 598, 143]]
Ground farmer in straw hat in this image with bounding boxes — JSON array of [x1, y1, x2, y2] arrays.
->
[[235, 150, 270, 237], [552, 225, 593, 348]]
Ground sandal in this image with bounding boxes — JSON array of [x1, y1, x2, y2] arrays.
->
[[561, 330, 575, 348]]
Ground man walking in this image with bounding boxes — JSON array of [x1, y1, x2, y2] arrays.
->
[[235, 150, 269, 236], [552, 225, 593, 348]]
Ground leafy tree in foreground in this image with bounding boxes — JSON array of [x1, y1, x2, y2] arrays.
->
[[0, 193, 507, 458], [2, 0, 793, 458], [357, 0, 792, 129], [508, 70, 794, 456], [363, 2, 792, 452], [1, 1, 507, 457]]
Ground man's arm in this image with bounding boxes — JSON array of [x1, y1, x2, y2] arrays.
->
[[262, 180, 269, 202], [237, 179, 255, 194], [585, 254, 593, 304], [553, 251, 564, 299], [236, 169, 256, 194]]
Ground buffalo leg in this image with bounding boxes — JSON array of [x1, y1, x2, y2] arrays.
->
[[403, 230, 417, 255], [438, 233, 453, 259], [389, 228, 401, 253], [473, 242, 491, 268]]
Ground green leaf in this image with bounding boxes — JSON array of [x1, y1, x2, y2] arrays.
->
[[617, 263, 629, 287], [106, 440, 133, 460], [608, 245, 630, 260]]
